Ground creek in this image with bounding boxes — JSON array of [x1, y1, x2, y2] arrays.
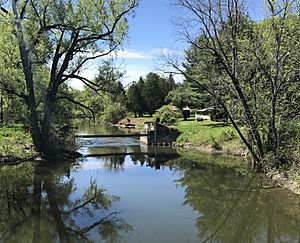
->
[[0, 124, 300, 242]]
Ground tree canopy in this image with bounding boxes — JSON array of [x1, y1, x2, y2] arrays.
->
[[0, 0, 138, 159], [165, 0, 300, 169]]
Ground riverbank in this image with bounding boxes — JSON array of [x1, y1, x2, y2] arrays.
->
[[171, 120, 247, 157], [170, 120, 300, 194], [2, 122, 300, 195], [0, 125, 37, 164], [121, 118, 247, 156]]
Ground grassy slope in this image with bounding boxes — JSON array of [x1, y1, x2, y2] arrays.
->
[[0, 125, 37, 161], [172, 120, 246, 155]]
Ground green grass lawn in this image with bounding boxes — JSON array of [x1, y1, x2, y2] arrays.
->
[[173, 120, 245, 153]]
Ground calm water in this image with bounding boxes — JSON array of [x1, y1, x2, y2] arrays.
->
[[1, 125, 300, 242]]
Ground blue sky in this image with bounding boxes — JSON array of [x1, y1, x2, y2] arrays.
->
[[120, 0, 186, 83], [72, 0, 264, 89], [72, 0, 187, 89]]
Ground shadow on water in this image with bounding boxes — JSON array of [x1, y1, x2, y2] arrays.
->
[[0, 161, 132, 243], [169, 153, 300, 243]]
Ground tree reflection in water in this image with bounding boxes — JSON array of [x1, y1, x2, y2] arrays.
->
[[171, 154, 300, 243], [0, 162, 132, 243], [98, 146, 180, 172]]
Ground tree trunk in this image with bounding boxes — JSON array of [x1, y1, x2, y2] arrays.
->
[[40, 87, 60, 159], [12, 0, 42, 151], [267, 97, 278, 153]]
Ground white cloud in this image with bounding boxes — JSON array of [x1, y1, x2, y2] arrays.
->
[[150, 48, 184, 57], [68, 47, 185, 90], [112, 49, 150, 59], [85, 49, 151, 60]]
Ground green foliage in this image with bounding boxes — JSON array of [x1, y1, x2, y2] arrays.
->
[[178, 0, 300, 167], [0, 126, 36, 160], [0, 0, 137, 158], [154, 105, 180, 126], [75, 60, 128, 124], [143, 73, 176, 115], [126, 78, 146, 117], [127, 73, 176, 116], [0, 22, 28, 125], [100, 102, 127, 124]]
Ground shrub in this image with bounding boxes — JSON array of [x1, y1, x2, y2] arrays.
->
[[100, 102, 127, 124], [154, 105, 180, 126]]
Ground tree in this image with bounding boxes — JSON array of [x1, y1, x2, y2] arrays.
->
[[143, 72, 175, 116], [126, 77, 148, 117], [165, 0, 300, 169], [0, 21, 29, 125], [166, 85, 203, 120], [126, 81, 143, 117], [75, 59, 127, 123], [0, 0, 138, 159]]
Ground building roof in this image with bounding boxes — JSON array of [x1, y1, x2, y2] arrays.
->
[[171, 106, 191, 111]]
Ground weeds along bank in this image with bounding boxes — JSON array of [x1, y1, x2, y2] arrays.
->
[[0, 125, 37, 164]]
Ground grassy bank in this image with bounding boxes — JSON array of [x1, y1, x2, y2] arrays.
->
[[0, 125, 37, 163], [172, 120, 247, 156]]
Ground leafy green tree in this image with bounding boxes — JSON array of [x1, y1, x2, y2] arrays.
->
[[0, 0, 138, 160], [166, 84, 204, 120], [142, 72, 175, 116], [75, 59, 127, 123], [101, 101, 127, 124], [0, 22, 29, 125], [126, 79, 146, 117], [167, 0, 300, 169]]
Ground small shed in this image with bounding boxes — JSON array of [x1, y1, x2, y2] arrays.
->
[[171, 106, 191, 119], [182, 106, 191, 119]]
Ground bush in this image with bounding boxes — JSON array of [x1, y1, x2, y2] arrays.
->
[[100, 102, 127, 124], [154, 105, 180, 126]]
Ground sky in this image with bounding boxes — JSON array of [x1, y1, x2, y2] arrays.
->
[[71, 0, 187, 89], [71, 0, 264, 90]]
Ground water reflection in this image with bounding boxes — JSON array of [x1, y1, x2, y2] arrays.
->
[[0, 163, 132, 243], [86, 146, 180, 172], [171, 155, 300, 242], [2, 136, 300, 242]]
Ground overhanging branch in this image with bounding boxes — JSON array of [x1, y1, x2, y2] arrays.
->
[[56, 96, 95, 121]]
